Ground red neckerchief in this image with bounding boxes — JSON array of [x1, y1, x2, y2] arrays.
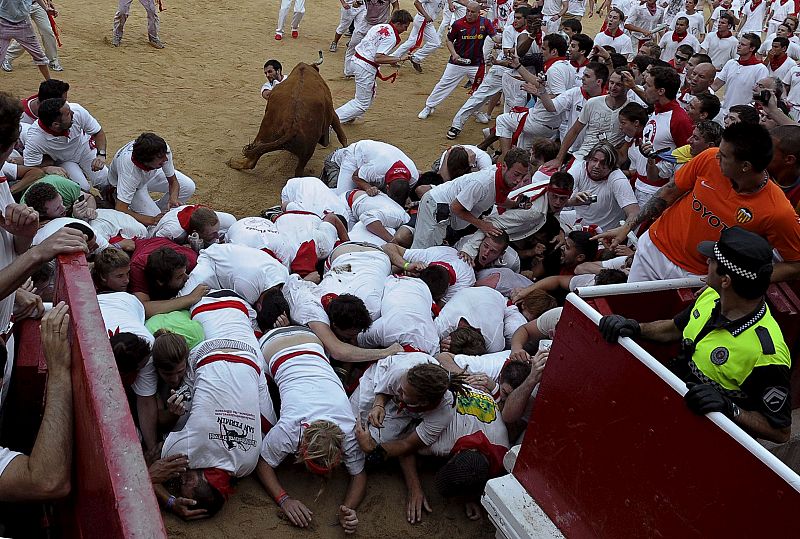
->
[[668, 59, 685, 73], [543, 56, 567, 72], [604, 27, 623, 38], [717, 29, 733, 39], [738, 53, 761, 66], [533, 31, 542, 47], [570, 58, 589, 68], [653, 99, 681, 114], [22, 94, 38, 120], [671, 31, 687, 42], [450, 431, 508, 477], [494, 164, 513, 214], [781, 0, 790, 5], [176, 204, 201, 231], [749, 0, 762, 11], [770, 52, 789, 71], [37, 119, 68, 137], [131, 156, 156, 171], [647, 3, 657, 15]]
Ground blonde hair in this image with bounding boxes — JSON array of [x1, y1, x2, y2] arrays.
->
[[91, 248, 130, 288], [152, 329, 189, 371], [298, 420, 344, 470]]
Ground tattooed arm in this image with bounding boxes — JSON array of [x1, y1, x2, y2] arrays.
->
[[593, 178, 688, 247]]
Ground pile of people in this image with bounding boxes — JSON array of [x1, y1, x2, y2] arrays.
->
[[0, 0, 799, 534]]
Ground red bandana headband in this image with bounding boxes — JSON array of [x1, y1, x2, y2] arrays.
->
[[429, 261, 457, 286]]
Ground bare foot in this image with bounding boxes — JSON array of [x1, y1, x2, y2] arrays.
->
[[465, 501, 482, 521]]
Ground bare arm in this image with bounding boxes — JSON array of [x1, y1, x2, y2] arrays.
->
[[771, 261, 800, 282], [710, 78, 724, 92], [552, 120, 586, 165], [381, 242, 409, 269], [342, 470, 367, 510], [734, 410, 791, 444], [309, 321, 402, 362], [0, 303, 72, 501], [116, 199, 160, 227], [137, 395, 158, 451], [639, 319, 682, 342]]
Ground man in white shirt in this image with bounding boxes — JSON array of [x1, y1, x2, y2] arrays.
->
[[565, 141, 639, 232], [624, 0, 665, 51], [669, 0, 705, 40], [260, 59, 284, 100], [335, 10, 414, 124], [281, 175, 349, 219], [593, 8, 634, 61], [711, 33, 769, 114], [659, 17, 700, 63], [151, 205, 236, 247], [394, 0, 449, 71], [344, 188, 410, 243], [330, 139, 419, 204], [738, 0, 768, 36], [541, 0, 568, 33], [108, 133, 196, 226], [23, 98, 109, 191], [382, 243, 476, 303], [700, 13, 739, 70], [494, 33, 575, 153], [257, 327, 365, 533], [764, 37, 795, 80], [759, 23, 800, 60], [411, 147, 529, 249]]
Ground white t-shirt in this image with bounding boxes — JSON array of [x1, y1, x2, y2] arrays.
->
[[280, 176, 349, 218], [567, 159, 638, 232], [669, 10, 706, 38], [97, 292, 157, 397], [700, 31, 739, 70], [739, 0, 768, 34], [658, 32, 700, 62], [403, 246, 476, 303], [108, 139, 177, 205], [358, 275, 440, 355], [759, 34, 800, 60], [626, 4, 665, 44], [708, 6, 739, 32], [23, 103, 101, 166], [189, 295, 260, 347], [529, 60, 577, 128], [575, 95, 627, 159], [768, 54, 796, 80], [226, 216, 293, 269], [344, 140, 420, 188], [355, 23, 401, 64], [782, 64, 800, 111], [88, 208, 148, 242], [346, 190, 410, 230], [33, 217, 109, 253], [435, 287, 526, 353], [259, 339, 364, 475], [179, 243, 289, 305], [422, 388, 510, 457], [273, 211, 338, 273], [260, 77, 283, 95], [594, 30, 634, 60], [452, 350, 511, 384], [717, 59, 769, 113], [0, 181, 15, 408], [283, 246, 391, 325], [551, 86, 589, 152], [150, 205, 235, 244], [0, 447, 22, 479]]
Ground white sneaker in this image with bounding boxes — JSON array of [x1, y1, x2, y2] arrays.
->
[[474, 111, 490, 124], [49, 59, 63, 71], [418, 106, 434, 119], [1, 60, 11, 72]]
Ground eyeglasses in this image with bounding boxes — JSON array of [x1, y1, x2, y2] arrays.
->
[[675, 55, 690, 62]]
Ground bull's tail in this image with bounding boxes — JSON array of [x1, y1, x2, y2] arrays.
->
[[242, 131, 294, 159], [331, 114, 347, 148]]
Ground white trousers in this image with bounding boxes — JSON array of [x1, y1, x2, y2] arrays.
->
[[335, 4, 365, 35], [425, 63, 479, 108], [451, 65, 508, 129], [57, 148, 110, 191], [7, 3, 57, 63], [127, 170, 196, 217], [335, 60, 377, 123], [277, 0, 305, 32], [627, 230, 702, 283], [410, 191, 447, 249], [394, 14, 441, 63]]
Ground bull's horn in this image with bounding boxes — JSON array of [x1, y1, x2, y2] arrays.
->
[[312, 50, 323, 66]]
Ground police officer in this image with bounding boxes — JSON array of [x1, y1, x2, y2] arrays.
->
[[599, 227, 792, 444]]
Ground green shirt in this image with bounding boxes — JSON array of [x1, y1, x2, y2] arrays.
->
[[21, 175, 82, 208], [145, 310, 205, 349]]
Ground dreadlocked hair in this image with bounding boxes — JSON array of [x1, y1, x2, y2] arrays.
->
[[297, 420, 344, 470], [406, 363, 470, 407]]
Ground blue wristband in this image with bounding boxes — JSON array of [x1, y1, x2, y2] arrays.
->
[[166, 495, 176, 509]]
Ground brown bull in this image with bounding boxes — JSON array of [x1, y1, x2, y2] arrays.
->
[[228, 58, 347, 176]]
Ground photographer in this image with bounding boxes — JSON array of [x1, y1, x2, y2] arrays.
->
[[753, 78, 798, 127]]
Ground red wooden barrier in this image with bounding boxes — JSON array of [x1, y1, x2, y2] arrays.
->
[[9, 254, 167, 537], [513, 294, 800, 538]]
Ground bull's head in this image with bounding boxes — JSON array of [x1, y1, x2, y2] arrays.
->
[[311, 50, 323, 71]]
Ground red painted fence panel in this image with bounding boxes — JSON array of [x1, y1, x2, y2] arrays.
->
[[513, 294, 800, 538]]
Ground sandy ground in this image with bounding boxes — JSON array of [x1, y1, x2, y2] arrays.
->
[[2, 2, 603, 536]]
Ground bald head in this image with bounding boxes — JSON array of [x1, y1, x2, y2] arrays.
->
[[466, 1, 481, 21], [690, 63, 717, 94]]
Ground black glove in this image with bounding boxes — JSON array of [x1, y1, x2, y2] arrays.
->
[[684, 383, 735, 418], [598, 315, 641, 343]]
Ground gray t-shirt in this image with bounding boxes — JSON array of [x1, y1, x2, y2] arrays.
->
[[365, 0, 394, 25], [0, 0, 34, 23], [575, 95, 628, 159]]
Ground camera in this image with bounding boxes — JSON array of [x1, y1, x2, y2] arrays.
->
[[754, 89, 771, 105], [588, 194, 598, 204]]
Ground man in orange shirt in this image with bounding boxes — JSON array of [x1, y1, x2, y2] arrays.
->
[[597, 123, 800, 282]]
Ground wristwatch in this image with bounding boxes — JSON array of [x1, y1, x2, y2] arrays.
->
[[96, 150, 107, 157], [730, 402, 742, 420]]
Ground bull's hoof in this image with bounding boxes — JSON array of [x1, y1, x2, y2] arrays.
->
[[227, 156, 254, 170]]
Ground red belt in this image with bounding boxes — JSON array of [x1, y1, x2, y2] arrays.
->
[[196, 353, 261, 376], [511, 107, 529, 146], [270, 349, 328, 378], [191, 300, 250, 319], [410, 19, 428, 52], [355, 53, 397, 82]]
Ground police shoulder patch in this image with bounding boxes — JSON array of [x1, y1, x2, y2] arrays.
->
[[710, 346, 729, 366]]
